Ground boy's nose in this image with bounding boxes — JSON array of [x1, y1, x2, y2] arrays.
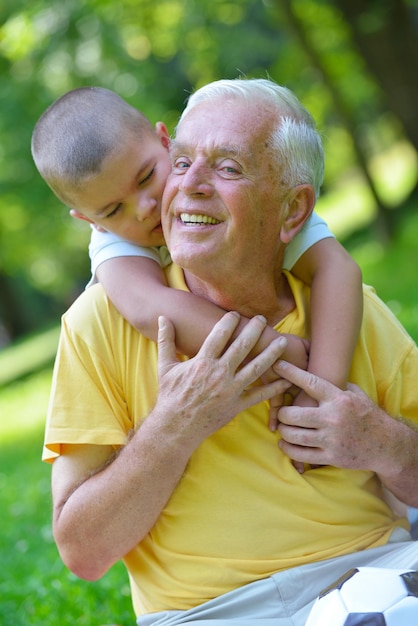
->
[[135, 196, 157, 221]]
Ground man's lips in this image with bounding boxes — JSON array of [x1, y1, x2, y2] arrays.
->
[[179, 213, 221, 225]]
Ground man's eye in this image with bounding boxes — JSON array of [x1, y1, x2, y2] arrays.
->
[[173, 158, 190, 170], [218, 160, 241, 175]]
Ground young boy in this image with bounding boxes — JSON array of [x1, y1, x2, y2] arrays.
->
[[31, 86, 362, 435]]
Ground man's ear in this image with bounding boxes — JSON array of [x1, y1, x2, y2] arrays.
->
[[155, 122, 170, 149], [69, 209, 108, 232], [280, 185, 315, 244]]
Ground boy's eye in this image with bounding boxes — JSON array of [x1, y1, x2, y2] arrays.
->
[[139, 167, 155, 186], [106, 204, 122, 219]]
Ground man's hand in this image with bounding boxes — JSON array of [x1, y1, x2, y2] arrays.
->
[[273, 360, 397, 471], [156, 312, 292, 447], [273, 360, 418, 507]]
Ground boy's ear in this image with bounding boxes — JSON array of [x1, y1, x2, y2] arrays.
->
[[69, 209, 108, 233], [155, 122, 170, 149], [280, 185, 315, 244], [69, 208, 94, 224]]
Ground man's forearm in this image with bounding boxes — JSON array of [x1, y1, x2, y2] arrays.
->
[[374, 412, 418, 508], [52, 314, 291, 581], [53, 414, 194, 581]]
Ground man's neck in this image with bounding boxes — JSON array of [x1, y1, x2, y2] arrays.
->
[[184, 270, 296, 327]]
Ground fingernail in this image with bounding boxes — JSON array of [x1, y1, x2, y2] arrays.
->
[[274, 359, 285, 370]]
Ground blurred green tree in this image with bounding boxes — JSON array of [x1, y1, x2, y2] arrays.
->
[[0, 0, 416, 340]]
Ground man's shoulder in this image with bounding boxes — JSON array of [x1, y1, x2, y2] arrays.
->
[[64, 283, 108, 320], [62, 283, 128, 340], [59, 283, 160, 374], [357, 284, 418, 387], [362, 284, 415, 343]]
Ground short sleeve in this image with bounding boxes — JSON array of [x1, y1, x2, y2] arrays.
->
[[283, 212, 335, 270], [87, 228, 171, 286]]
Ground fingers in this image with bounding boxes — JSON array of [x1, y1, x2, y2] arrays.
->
[[158, 312, 273, 387], [292, 460, 306, 474], [237, 335, 287, 389], [198, 312, 285, 379], [157, 316, 177, 377], [274, 360, 337, 404], [242, 378, 292, 410], [268, 395, 284, 432], [196, 311, 242, 359], [278, 438, 324, 466], [157, 313, 293, 420]]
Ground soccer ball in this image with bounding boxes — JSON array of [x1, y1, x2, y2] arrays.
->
[[305, 567, 418, 625]]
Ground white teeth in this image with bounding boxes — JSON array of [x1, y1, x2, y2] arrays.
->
[[180, 213, 220, 225]]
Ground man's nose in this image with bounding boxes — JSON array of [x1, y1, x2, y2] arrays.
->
[[179, 162, 213, 196]]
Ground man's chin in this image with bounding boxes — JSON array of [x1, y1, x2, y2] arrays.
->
[[170, 242, 213, 270]]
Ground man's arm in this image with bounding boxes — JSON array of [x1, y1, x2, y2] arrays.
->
[[274, 360, 418, 507], [52, 313, 292, 581]]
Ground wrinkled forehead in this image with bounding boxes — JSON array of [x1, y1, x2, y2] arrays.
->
[[174, 97, 273, 153]]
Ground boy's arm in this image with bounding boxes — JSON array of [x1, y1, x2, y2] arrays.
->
[[274, 237, 363, 472], [96, 256, 308, 368], [292, 237, 363, 390]]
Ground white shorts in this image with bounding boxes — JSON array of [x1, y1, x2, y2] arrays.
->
[[136, 532, 418, 626]]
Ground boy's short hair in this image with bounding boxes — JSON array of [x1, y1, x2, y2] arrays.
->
[[31, 87, 154, 205]]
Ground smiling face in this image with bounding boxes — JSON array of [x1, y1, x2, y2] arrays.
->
[[162, 98, 289, 294], [69, 123, 171, 247]]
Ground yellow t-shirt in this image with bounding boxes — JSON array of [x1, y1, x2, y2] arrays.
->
[[43, 266, 418, 616]]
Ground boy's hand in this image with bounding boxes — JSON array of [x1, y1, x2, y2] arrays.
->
[[264, 334, 309, 429], [261, 334, 309, 386], [282, 334, 310, 371], [251, 330, 310, 473]]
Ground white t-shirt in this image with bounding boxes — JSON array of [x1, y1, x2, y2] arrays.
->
[[88, 212, 333, 282], [87, 230, 171, 287], [282, 212, 334, 270]]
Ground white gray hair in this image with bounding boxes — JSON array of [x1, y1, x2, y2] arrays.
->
[[178, 78, 324, 198]]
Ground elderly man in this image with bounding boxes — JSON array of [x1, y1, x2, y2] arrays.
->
[[44, 79, 418, 626]]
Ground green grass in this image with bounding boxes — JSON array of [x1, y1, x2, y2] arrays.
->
[[0, 370, 134, 625], [0, 326, 60, 386]]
